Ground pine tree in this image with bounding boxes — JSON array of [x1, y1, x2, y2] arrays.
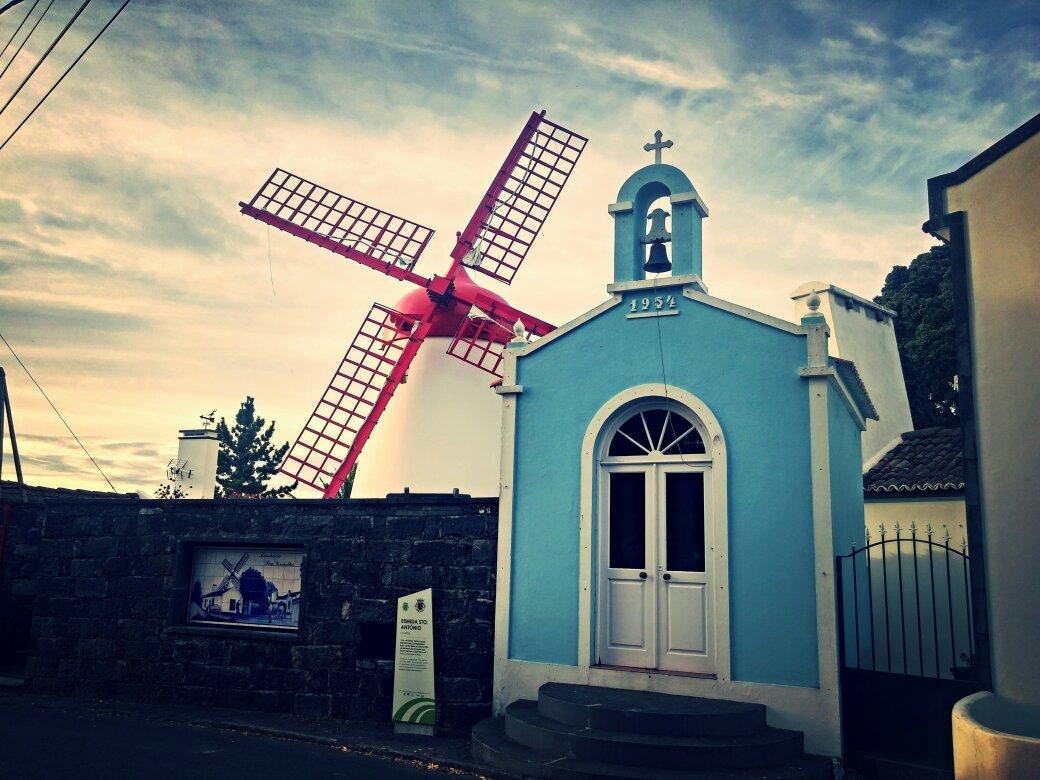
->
[[215, 396, 297, 498]]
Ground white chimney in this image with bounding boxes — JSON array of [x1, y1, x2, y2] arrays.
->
[[170, 428, 219, 498], [792, 282, 914, 465]]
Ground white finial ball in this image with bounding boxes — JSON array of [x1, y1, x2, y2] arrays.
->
[[807, 293, 821, 312], [512, 319, 526, 340]]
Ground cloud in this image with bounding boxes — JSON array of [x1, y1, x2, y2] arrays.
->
[[896, 22, 960, 57], [560, 44, 728, 92], [0, 296, 147, 340], [852, 23, 885, 44]]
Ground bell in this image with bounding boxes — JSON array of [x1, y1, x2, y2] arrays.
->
[[643, 242, 671, 274]]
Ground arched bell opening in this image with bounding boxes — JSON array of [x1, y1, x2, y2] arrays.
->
[[642, 195, 673, 276]]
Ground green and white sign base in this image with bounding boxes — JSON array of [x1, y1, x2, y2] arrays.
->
[[392, 587, 435, 736]]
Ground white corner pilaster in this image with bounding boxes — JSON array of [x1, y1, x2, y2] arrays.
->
[[802, 297, 842, 757], [492, 346, 522, 712]]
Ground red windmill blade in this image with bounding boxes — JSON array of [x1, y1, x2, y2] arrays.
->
[[239, 110, 588, 498], [280, 304, 429, 495], [453, 112, 587, 284], [240, 168, 435, 286]]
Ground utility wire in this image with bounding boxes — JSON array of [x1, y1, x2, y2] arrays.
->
[[0, 0, 52, 83], [0, 0, 91, 121], [0, 330, 118, 492], [0, 0, 37, 64], [0, 0, 130, 153]]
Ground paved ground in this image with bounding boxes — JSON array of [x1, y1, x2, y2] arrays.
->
[[0, 696, 486, 779]]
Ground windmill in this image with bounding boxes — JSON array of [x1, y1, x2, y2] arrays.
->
[[216, 552, 249, 593], [239, 110, 587, 498]]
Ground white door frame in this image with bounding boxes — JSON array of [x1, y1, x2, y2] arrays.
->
[[581, 385, 730, 681]]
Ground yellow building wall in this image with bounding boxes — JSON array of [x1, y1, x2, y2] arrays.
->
[[864, 497, 966, 546], [945, 131, 1040, 713]]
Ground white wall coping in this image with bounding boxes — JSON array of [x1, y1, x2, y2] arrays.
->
[[791, 281, 897, 319]]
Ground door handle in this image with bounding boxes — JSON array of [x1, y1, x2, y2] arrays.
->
[[639, 571, 647, 579], [663, 573, 672, 581]]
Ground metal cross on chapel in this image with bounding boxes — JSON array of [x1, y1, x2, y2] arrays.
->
[[644, 130, 673, 164]]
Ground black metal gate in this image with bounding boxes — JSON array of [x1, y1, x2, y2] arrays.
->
[[836, 524, 982, 772]]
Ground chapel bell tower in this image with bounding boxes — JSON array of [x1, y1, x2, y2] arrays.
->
[[608, 130, 710, 283]]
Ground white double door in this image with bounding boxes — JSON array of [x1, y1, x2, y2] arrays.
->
[[597, 463, 714, 674]]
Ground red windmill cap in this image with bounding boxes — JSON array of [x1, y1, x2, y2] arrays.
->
[[393, 267, 512, 340]]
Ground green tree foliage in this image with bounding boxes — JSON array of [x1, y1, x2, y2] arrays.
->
[[215, 396, 296, 498], [334, 464, 357, 499], [875, 246, 957, 428], [155, 482, 187, 499]]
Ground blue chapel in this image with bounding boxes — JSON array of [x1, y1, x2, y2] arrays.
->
[[486, 133, 877, 761]]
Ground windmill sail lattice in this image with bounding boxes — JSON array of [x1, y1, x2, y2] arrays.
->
[[456, 113, 588, 284], [447, 310, 516, 377], [281, 304, 425, 493], [243, 168, 435, 277]]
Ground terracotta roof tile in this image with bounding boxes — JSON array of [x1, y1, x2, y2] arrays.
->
[[863, 427, 964, 495]]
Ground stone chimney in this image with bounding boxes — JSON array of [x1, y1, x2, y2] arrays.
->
[[171, 428, 219, 498]]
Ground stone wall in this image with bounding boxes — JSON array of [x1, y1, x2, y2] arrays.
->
[[0, 501, 45, 667], [19, 495, 497, 729]]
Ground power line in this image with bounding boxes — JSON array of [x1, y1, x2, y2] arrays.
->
[[0, 0, 131, 153], [0, 0, 37, 64], [0, 329, 118, 491], [0, 0, 91, 121], [0, 0, 52, 83]]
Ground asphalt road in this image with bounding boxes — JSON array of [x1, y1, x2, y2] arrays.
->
[[0, 698, 469, 779]]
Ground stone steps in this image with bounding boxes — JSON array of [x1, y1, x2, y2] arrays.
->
[[472, 718, 832, 780], [538, 682, 768, 737], [471, 683, 832, 780]]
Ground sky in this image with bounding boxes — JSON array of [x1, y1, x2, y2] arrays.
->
[[0, 0, 1037, 494]]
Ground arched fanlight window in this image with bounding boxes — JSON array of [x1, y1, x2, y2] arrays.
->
[[606, 406, 706, 457]]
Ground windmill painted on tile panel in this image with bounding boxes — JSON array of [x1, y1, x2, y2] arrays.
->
[[240, 111, 587, 498]]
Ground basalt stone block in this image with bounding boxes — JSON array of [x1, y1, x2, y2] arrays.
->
[[435, 515, 487, 538], [83, 537, 120, 558], [385, 515, 425, 539], [9, 577, 37, 597], [292, 644, 342, 670], [34, 637, 74, 658], [393, 565, 433, 589], [173, 685, 215, 707], [146, 555, 174, 576], [364, 540, 410, 563], [234, 689, 281, 712], [229, 641, 291, 668], [449, 565, 492, 590], [31, 616, 58, 638], [470, 598, 495, 623], [438, 676, 482, 702], [68, 559, 96, 578], [411, 540, 455, 565], [350, 598, 392, 622], [294, 692, 332, 719]]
